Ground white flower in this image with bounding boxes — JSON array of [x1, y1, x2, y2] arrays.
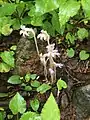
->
[[55, 63, 63, 68], [37, 30, 50, 41], [49, 68, 54, 75], [20, 25, 35, 37], [46, 44, 60, 58]]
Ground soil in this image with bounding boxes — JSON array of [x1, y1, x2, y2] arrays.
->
[[0, 32, 90, 120]]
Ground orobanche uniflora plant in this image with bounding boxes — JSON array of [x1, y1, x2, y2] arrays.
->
[[20, 26, 63, 83]]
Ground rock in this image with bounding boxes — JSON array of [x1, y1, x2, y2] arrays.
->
[[13, 37, 43, 76], [73, 85, 90, 120]]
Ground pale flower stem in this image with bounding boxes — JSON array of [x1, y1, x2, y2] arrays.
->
[[44, 65, 48, 81], [34, 35, 39, 56], [54, 65, 56, 82]]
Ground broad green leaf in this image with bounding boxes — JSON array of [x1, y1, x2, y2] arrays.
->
[[0, 51, 14, 67], [77, 28, 88, 40], [34, 0, 59, 15], [24, 86, 32, 91], [59, 0, 80, 27], [25, 73, 31, 82], [30, 16, 43, 26], [16, 2, 25, 17], [51, 11, 60, 33], [21, 16, 31, 25], [9, 92, 26, 115], [30, 98, 40, 111], [67, 48, 75, 58], [43, 21, 55, 36], [37, 83, 51, 94], [31, 80, 40, 88], [20, 111, 41, 120], [81, 0, 90, 18], [79, 50, 89, 60], [30, 74, 37, 80], [8, 75, 21, 84], [0, 62, 10, 73], [0, 3, 16, 17], [12, 19, 20, 30], [41, 93, 60, 120], [57, 79, 67, 91], [1, 24, 13, 36]]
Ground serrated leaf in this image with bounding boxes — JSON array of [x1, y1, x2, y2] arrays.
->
[[20, 111, 41, 120], [79, 50, 89, 60], [67, 48, 75, 58], [57, 79, 67, 91], [0, 51, 14, 67], [0, 62, 10, 73], [41, 93, 60, 120], [77, 28, 88, 40], [9, 92, 26, 115], [81, 0, 90, 18], [30, 98, 40, 111], [8, 75, 21, 84], [59, 0, 80, 27], [31, 80, 40, 88], [37, 83, 51, 94]]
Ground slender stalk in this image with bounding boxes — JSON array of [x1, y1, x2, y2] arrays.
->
[[33, 34, 39, 56]]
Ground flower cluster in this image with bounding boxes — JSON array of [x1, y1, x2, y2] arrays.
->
[[20, 26, 63, 83]]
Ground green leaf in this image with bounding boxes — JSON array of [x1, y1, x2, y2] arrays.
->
[[57, 79, 67, 91], [1, 24, 12, 36], [8, 75, 21, 84], [59, 0, 80, 27], [41, 93, 60, 120], [51, 11, 60, 33], [0, 62, 10, 73], [16, 2, 25, 17], [31, 80, 40, 88], [30, 16, 43, 26], [20, 111, 41, 120], [25, 73, 31, 82], [0, 112, 4, 120], [67, 48, 75, 58], [0, 51, 14, 67], [43, 21, 55, 36], [37, 83, 51, 94], [10, 45, 17, 51], [81, 0, 90, 18], [30, 98, 40, 111], [0, 3, 16, 17], [66, 32, 76, 44], [77, 28, 88, 40], [9, 92, 26, 115], [24, 86, 32, 91], [79, 50, 89, 60], [34, 0, 59, 15], [30, 74, 37, 80]]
